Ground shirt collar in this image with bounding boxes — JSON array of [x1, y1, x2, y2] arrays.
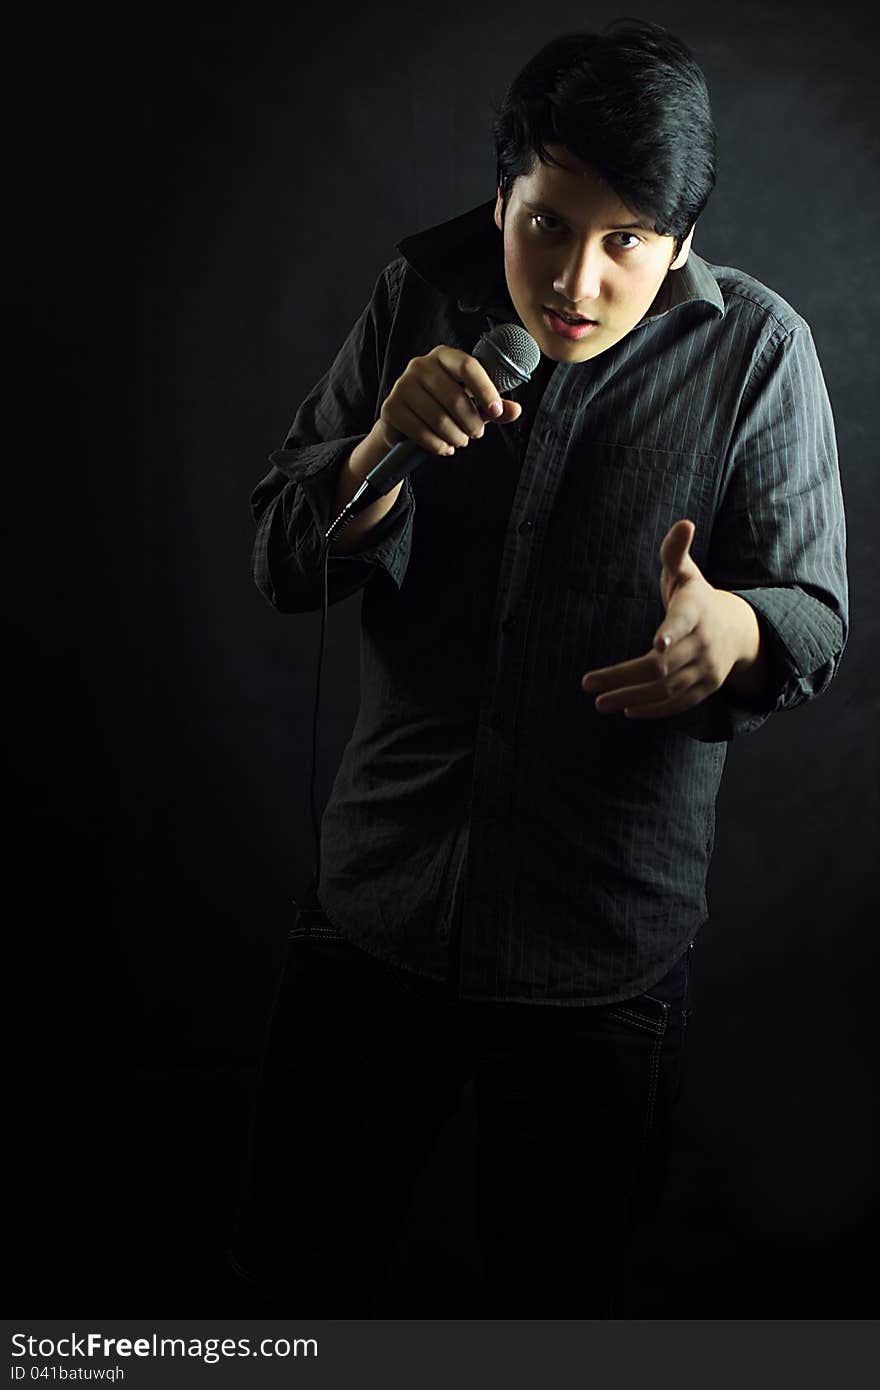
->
[[396, 200, 513, 318], [660, 247, 725, 317], [396, 198, 725, 322]]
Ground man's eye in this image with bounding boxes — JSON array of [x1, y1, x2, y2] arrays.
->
[[530, 214, 562, 233], [610, 232, 642, 249]]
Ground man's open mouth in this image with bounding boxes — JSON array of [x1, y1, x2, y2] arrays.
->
[[545, 307, 596, 325]]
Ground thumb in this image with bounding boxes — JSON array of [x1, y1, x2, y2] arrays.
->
[[495, 400, 522, 426], [660, 518, 698, 576]]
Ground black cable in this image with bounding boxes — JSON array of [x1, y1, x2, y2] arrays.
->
[[309, 539, 331, 889]]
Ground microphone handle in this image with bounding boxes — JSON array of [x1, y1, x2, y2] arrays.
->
[[362, 437, 428, 496], [324, 438, 428, 542]]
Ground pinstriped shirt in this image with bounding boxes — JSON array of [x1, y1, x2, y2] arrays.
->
[[251, 200, 848, 1005]]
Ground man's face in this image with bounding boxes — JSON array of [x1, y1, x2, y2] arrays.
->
[[494, 145, 693, 363]]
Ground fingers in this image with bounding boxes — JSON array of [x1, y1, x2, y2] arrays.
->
[[384, 398, 460, 457], [380, 346, 514, 455], [582, 633, 702, 713], [613, 675, 718, 719], [432, 345, 506, 420], [591, 666, 705, 715], [583, 634, 696, 692]]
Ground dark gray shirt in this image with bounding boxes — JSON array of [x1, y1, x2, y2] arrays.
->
[[251, 200, 848, 1006]]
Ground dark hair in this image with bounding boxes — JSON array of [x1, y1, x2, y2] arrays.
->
[[492, 19, 717, 253]]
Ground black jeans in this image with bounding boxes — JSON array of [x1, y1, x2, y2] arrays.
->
[[229, 910, 695, 1317]]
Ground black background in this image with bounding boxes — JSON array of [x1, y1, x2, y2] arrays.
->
[[9, 0, 878, 1315]]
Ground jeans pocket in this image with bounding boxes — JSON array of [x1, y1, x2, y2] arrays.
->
[[286, 899, 428, 1013], [606, 994, 669, 1037], [286, 897, 347, 945], [600, 941, 697, 1138], [598, 997, 667, 1141], [640, 939, 694, 1011]]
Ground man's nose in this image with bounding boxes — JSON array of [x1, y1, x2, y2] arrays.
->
[[553, 241, 602, 305]]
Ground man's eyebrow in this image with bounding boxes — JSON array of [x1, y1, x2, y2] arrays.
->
[[523, 200, 658, 233]]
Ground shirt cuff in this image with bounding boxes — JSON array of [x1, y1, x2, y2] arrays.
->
[[728, 585, 845, 685], [683, 585, 845, 741], [269, 438, 415, 590]]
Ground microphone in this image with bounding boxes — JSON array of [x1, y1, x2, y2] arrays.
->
[[324, 323, 541, 543]]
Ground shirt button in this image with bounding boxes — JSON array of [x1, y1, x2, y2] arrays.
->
[[517, 519, 533, 535]]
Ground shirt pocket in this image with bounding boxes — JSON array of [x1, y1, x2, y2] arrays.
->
[[555, 441, 718, 602]]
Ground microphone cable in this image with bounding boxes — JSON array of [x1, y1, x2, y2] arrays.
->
[[309, 538, 332, 891]]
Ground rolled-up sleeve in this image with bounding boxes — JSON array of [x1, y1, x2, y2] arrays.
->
[[251, 261, 415, 613], [690, 321, 849, 741]]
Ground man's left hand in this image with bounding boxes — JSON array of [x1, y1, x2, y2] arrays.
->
[[581, 519, 764, 719]]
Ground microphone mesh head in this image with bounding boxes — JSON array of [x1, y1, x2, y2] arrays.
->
[[473, 323, 541, 392]]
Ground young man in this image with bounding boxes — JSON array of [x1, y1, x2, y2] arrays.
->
[[234, 21, 848, 1315]]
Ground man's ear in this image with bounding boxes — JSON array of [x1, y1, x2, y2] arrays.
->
[[493, 187, 505, 231], [669, 225, 695, 270]]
